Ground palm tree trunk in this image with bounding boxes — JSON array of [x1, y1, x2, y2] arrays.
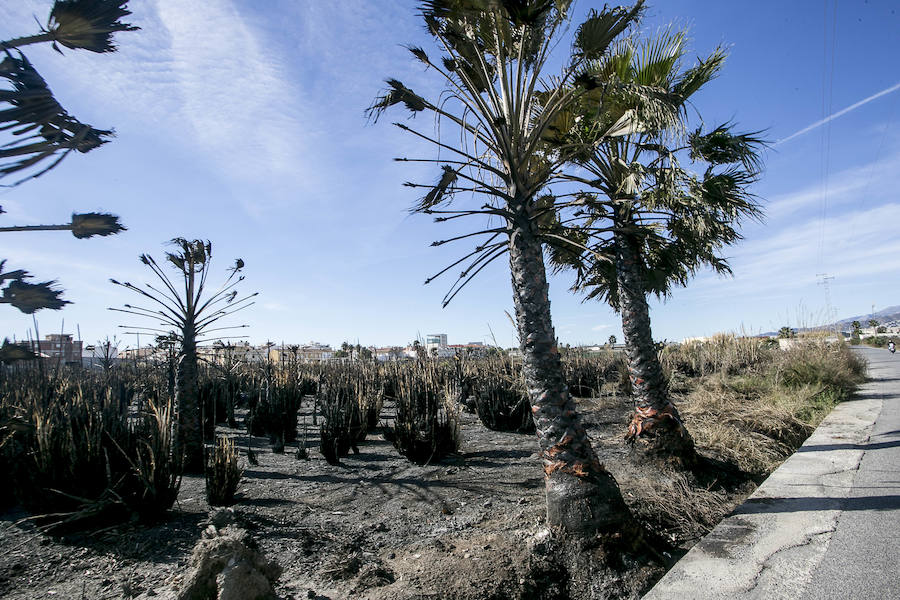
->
[[176, 326, 203, 473], [508, 205, 628, 535], [613, 218, 696, 465]]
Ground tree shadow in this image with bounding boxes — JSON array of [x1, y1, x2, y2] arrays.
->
[[797, 438, 900, 452], [733, 494, 900, 515], [462, 448, 533, 468]]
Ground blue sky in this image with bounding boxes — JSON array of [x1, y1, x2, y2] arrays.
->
[[1, 0, 898, 351]]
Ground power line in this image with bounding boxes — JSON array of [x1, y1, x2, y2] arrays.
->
[[817, 0, 838, 271]]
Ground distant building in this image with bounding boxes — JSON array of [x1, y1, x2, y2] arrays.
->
[[425, 334, 448, 351], [374, 346, 406, 361], [34, 334, 83, 366], [269, 342, 334, 363]]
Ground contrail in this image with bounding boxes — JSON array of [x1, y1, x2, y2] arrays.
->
[[776, 80, 900, 145]]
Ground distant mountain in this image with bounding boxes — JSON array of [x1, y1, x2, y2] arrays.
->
[[757, 305, 900, 337], [834, 305, 900, 330]]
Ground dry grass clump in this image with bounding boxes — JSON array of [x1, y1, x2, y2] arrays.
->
[[661, 333, 775, 378], [680, 339, 866, 475], [679, 377, 811, 474], [206, 435, 242, 506], [622, 470, 734, 545], [774, 340, 866, 394]]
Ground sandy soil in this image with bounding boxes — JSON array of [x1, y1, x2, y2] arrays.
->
[[0, 387, 754, 600]]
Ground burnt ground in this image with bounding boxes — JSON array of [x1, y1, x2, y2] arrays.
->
[[0, 388, 756, 600]]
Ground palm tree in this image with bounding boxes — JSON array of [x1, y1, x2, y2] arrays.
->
[[368, 0, 644, 535], [549, 30, 764, 465], [778, 326, 795, 339], [110, 239, 256, 472]]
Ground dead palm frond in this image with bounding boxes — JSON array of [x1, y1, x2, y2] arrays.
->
[[0, 52, 112, 185], [0, 212, 125, 237], [47, 0, 139, 54]]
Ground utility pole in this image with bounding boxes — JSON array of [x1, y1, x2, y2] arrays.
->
[[817, 273, 836, 333]]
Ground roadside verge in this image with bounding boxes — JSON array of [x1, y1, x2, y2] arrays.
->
[[642, 350, 884, 599]]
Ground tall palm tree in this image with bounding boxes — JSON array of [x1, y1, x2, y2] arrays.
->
[[368, 0, 644, 535], [110, 239, 256, 472], [550, 30, 764, 465]]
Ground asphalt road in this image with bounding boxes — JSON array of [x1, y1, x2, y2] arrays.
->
[[802, 346, 900, 600], [643, 345, 899, 599]]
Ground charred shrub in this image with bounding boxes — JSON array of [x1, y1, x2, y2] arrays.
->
[[318, 367, 380, 465], [386, 365, 459, 465], [0, 371, 181, 529], [473, 371, 534, 433]]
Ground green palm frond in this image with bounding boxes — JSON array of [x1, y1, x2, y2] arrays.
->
[[47, 0, 139, 54], [689, 124, 766, 172], [0, 52, 112, 184], [672, 46, 726, 104], [632, 27, 684, 88], [574, 2, 645, 61], [555, 25, 765, 310], [420, 0, 565, 27]]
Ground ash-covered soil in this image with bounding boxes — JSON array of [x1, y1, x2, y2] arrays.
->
[[0, 389, 755, 600]]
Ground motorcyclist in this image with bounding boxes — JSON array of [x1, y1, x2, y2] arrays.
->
[[889, 340, 896, 354]]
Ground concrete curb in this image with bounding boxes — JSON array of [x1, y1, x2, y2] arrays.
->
[[642, 371, 883, 599]]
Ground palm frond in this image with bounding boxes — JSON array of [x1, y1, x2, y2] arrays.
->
[[366, 79, 428, 122], [689, 123, 767, 172], [2, 278, 69, 313], [413, 165, 459, 212], [0, 52, 112, 184], [672, 46, 726, 104], [70, 212, 125, 238], [47, 0, 139, 54], [573, 1, 644, 62]]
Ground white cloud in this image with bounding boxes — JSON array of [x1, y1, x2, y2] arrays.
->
[[691, 201, 900, 300], [153, 1, 312, 186], [764, 151, 900, 221], [591, 324, 611, 331]]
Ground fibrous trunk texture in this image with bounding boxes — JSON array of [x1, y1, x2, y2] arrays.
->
[[613, 218, 696, 466], [176, 326, 203, 474], [508, 206, 628, 536]]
